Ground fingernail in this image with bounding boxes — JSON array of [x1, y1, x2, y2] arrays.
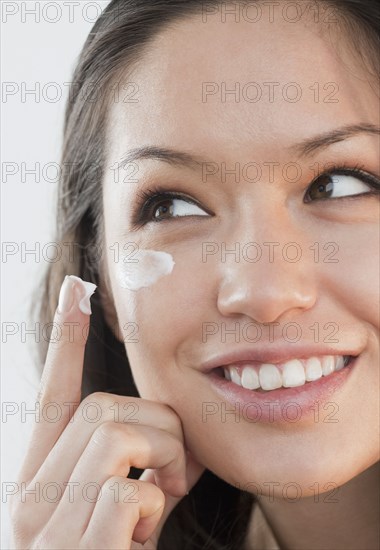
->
[[57, 275, 97, 315], [57, 275, 75, 313]]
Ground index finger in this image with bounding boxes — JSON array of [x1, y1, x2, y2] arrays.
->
[[19, 275, 97, 483]]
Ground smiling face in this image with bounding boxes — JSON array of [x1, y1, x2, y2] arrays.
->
[[101, 6, 379, 496]]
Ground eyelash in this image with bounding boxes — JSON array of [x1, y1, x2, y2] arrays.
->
[[132, 163, 380, 227], [304, 162, 380, 203], [133, 187, 205, 228]]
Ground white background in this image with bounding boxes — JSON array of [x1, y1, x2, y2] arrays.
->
[[1, 2, 110, 546]]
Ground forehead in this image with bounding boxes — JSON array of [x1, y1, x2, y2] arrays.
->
[[106, 11, 378, 164]]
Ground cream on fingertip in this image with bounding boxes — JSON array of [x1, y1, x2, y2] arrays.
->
[[64, 275, 97, 315]]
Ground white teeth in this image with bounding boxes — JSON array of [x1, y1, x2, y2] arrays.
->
[[229, 366, 242, 386], [259, 364, 282, 391], [223, 367, 231, 380], [305, 357, 323, 381], [322, 356, 335, 376], [241, 366, 260, 390], [282, 359, 306, 388], [223, 355, 350, 391]]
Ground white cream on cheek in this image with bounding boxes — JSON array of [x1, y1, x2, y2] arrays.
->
[[115, 249, 175, 291]]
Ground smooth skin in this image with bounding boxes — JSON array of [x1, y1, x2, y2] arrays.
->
[[101, 6, 379, 550], [11, 3, 379, 550], [10, 280, 205, 548]]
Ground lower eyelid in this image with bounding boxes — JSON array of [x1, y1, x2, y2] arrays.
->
[[305, 191, 378, 204], [335, 191, 379, 200]]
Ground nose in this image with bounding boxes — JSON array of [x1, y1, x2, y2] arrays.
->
[[216, 212, 317, 325]]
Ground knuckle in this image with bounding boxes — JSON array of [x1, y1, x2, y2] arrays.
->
[[139, 398, 182, 433], [83, 391, 109, 408], [103, 475, 123, 491], [78, 391, 109, 419], [102, 476, 138, 508], [93, 420, 129, 446], [168, 434, 185, 462], [153, 485, 166, 509], [156, 403, 183, 436]]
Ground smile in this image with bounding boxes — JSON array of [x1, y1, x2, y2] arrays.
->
[[221, 355, 353, 392], [205, 352, 359, 423]]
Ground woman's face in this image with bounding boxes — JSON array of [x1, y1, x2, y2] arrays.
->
[[102, 8, 379, 496]]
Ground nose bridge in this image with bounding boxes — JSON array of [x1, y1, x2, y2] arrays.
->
[[216, 200, 317, 324], [231, 194, 309, 263]]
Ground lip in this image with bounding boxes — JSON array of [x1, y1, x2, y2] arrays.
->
[[201, 350, 359, 424]]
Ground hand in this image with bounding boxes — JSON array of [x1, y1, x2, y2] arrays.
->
[[9, 276, 205, 549]]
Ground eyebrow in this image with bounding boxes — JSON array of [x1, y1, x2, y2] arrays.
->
[[290, 123, 380, 156], [118, 146, 206, 172], [117, 123, 380, 171]]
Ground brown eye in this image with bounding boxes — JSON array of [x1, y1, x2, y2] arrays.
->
[[304, 170, 376, 203], [307, 174, 334, 200], [154, 200, 174, 220], [151, 197, 209, 221]]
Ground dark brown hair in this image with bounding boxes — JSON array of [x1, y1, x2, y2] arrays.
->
[[30, 1, 379, 547]]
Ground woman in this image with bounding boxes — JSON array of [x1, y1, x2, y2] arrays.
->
[[10, 0, 379, 548]]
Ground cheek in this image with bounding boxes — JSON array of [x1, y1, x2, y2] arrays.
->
[[109, 243, 216, 397], [103, 220, 380, 490], [321, 222, 380, 327], [115, 249, 175, 291]]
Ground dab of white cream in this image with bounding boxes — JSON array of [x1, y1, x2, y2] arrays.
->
[[116, 249, 175, 291]]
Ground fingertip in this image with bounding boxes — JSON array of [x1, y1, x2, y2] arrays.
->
[[154, 473, 188, 499], [57, 275, 97, 316], [132, 503, 165, 546], [70, 276, 97, 315], [57, 275, 75, 314]]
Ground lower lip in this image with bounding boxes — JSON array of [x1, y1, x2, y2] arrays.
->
[[206, 358, 357, 424]]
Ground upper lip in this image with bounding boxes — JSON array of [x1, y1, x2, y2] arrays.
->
[[200, 345, 360, 373]]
